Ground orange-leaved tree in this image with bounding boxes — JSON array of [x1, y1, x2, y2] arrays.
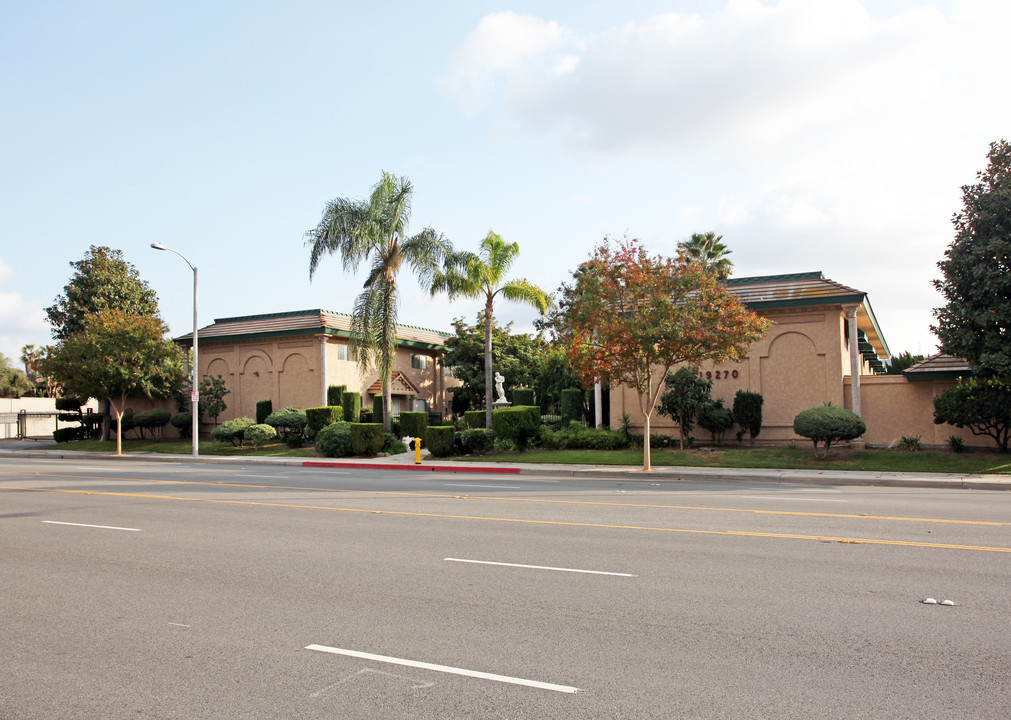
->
[[551, 236, 770, 471]]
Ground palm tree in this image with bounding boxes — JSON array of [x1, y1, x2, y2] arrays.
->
[[306, 172, 450, 432], [680, 231, 733, 280], [431, 230, 551, 427]]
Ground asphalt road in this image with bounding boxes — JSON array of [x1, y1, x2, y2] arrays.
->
[[2, 457, 1009, 719]]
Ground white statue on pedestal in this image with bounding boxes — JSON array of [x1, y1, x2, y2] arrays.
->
[[494, 371, 506, 403]]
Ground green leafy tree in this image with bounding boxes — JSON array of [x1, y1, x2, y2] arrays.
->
[[20, 344, 58, 397], [442, 316, 548, 414], [550, 237, 770, 471], [533, 345, 586, 415], [885, 351, 925, 375], [933, 377, 1011, 453], [793, 405, 866, 459], [733, 390, 764, 445], [306, 172, 451, 432], [431, 230, 551, 428], [678, 231, 733, 280], [932, 140, 1011, 377], [658, 367, 713, 450], [698, 398, 734, 446], [39, 310, 187, 455], [198, 375, 229, 425], [0, 354, 34, 398]]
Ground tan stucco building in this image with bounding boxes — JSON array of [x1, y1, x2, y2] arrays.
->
[[175, 309, 458, 425], [611, 272, 984, 448]]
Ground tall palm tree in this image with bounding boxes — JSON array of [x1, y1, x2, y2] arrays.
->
[[431, 230, 551, 427], [306, 172, 450, 432], [680, 231, 733, 280]]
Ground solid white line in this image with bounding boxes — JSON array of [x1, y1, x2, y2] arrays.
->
[[738, 496, 847, 503], [444, 483, 522, 489], [43, 521, 141, 531], [445, 557, 636, 577], [237, 474, 289, 479], [304, 644, 578, 694]]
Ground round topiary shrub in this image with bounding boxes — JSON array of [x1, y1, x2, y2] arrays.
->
[[244, 423, 277, 450], [211, 417, 255, 447], [314, 421, 352, 457], [265, 407, 307, 439], [793, 405, 866, 458]]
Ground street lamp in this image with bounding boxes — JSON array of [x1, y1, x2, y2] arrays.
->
[[151, 243, 199, 457]]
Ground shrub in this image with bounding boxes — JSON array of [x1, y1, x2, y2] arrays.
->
[[256, 399, 273, 425], [793, 405, 866, 458], [211, 417, 255, 447], [302, 406, 338, 437], [464, 410, 486, 429], [245, 423, 277, 450], [55, 397, 82, 412], [383, 433, 407, 454], [171, 411, 192, 439], [285, 433, 304, 449], [133, 408, 172, 439], [458, 428, 495, 455], [733, 390, 764, 445], [314, 421, 353, 457], [266, 407, 308, 439], [897, 435, 921, 452], [399, 411, 428, 444], [659, 368, 713, 450], [933, 377, 1011, 453], [512, 388, 535, 407], [427, 425, 455, 457], [540, 424, 626, 450], [948, 435, 966, 453], [492, 405, 540, 452], [53, 427, 79, 443], [351, 423, 384, 456], [372, 394, 384, 426], [698, 399, 734, 446], [327, 384, 347, 407], [341, 391, 362, 423], [560, 388, 584, 424], [80, 412, 103, 439]]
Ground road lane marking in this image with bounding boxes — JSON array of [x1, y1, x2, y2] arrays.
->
[[42, 520, 140, 532], [237, 474, 291, 479], [445, 558, 636, 576], [739, 496, 848, 503], [304, 644, 579, 694], [2, 471, 1005, 527], [445, 484, 522, 489], [6, 485, 1009, 553]]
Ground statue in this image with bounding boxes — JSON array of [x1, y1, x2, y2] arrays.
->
[[494, 371, 506, 403]]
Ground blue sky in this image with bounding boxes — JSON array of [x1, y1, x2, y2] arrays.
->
[[2, 0, 1006, 366]]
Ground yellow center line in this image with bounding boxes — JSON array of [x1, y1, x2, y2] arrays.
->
[[3, 484, 1010, 554], [1, 470, 1005, 527]]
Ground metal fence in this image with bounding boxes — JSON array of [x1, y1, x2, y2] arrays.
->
[[0, 411, 63, 440]]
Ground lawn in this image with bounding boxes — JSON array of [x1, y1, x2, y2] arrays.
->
[[58, 438, 314, 458], [453, 446, 1011, 474]]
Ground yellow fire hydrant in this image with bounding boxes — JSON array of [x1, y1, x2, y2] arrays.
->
[[414, 437, 422, 465]]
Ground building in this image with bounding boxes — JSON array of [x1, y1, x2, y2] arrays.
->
[[610, 271, 984, 448], [174, 309, 458, 424]]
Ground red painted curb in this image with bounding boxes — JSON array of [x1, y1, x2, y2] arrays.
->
[[302, 461, 521, 474]]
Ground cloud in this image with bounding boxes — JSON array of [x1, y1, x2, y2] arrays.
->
[[0, 257, 49, 360]]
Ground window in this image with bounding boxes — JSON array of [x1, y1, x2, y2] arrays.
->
[[411, 354, 428, 370], [334, 343, 348, 361], [413, 398, 428, 413]]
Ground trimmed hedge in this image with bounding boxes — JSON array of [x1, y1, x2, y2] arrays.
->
[[351, 423, 384, 456], [245, 423, 277, 449], [793, 405, 866, 458], [256, 399, 273, 425], [341, 391, 362, 423], [457, 428, 495, 455], [560, 388, 583, 424], [512, 388, 535, 407], [372, 394, 384, 425], [55, 397, 82, 412], [492, 405, 540, 451], [427, 425, 455, 457], [464, 410, 486, 429], [53, 427, 79, 443], [399, 411, 428, 444], [540, 423, 627, 450], [171, 411, 192, 439], [211, 417, 255, 447], [733, 390, 764, 445], [133, 408, 171, 439], [304, 406, 339, 436], [327, 384, 347, 407], [267, 407, 308, 438], [315, 421, 353, 457]]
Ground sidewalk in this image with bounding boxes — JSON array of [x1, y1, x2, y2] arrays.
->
[[2, 439, 1008, 490]]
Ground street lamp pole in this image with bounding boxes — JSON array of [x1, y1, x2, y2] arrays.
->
[[151, 243, 199, 457]]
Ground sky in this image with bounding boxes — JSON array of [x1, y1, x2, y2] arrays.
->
[[2, 0, 1008, 367]]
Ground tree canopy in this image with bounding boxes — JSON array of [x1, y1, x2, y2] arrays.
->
[[45, 246, 160, 341], [39, 310, 186, 455], [933, 377, 1010, 453], [678, 231, 733, 280], [550, 236, 770, 471], [932, 139, 1011, 377], [431, 230, 550, 426], [0, 354, 33, 398], [305, 171, 450, 431]]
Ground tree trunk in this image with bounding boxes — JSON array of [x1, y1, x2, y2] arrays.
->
[[383, 383, 392, 433], [110, 396, 125, 456], [484, 297, 494, 430], [100, 398, 111, 442], [643, 411, 652, 472]]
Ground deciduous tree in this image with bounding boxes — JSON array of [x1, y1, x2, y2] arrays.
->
[[933, 377, 1011, 453], [551, 237, 770, 471], [39, 310, 186, 455]]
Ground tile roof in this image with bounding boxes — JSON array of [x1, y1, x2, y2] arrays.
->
[[903, 353, 973, 380], [175, 309, 450, 348]]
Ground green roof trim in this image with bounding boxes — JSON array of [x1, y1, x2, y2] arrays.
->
[[176, 327, 446, 351], [210, 308, 450, 337], [727, 271, 825, 286]]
